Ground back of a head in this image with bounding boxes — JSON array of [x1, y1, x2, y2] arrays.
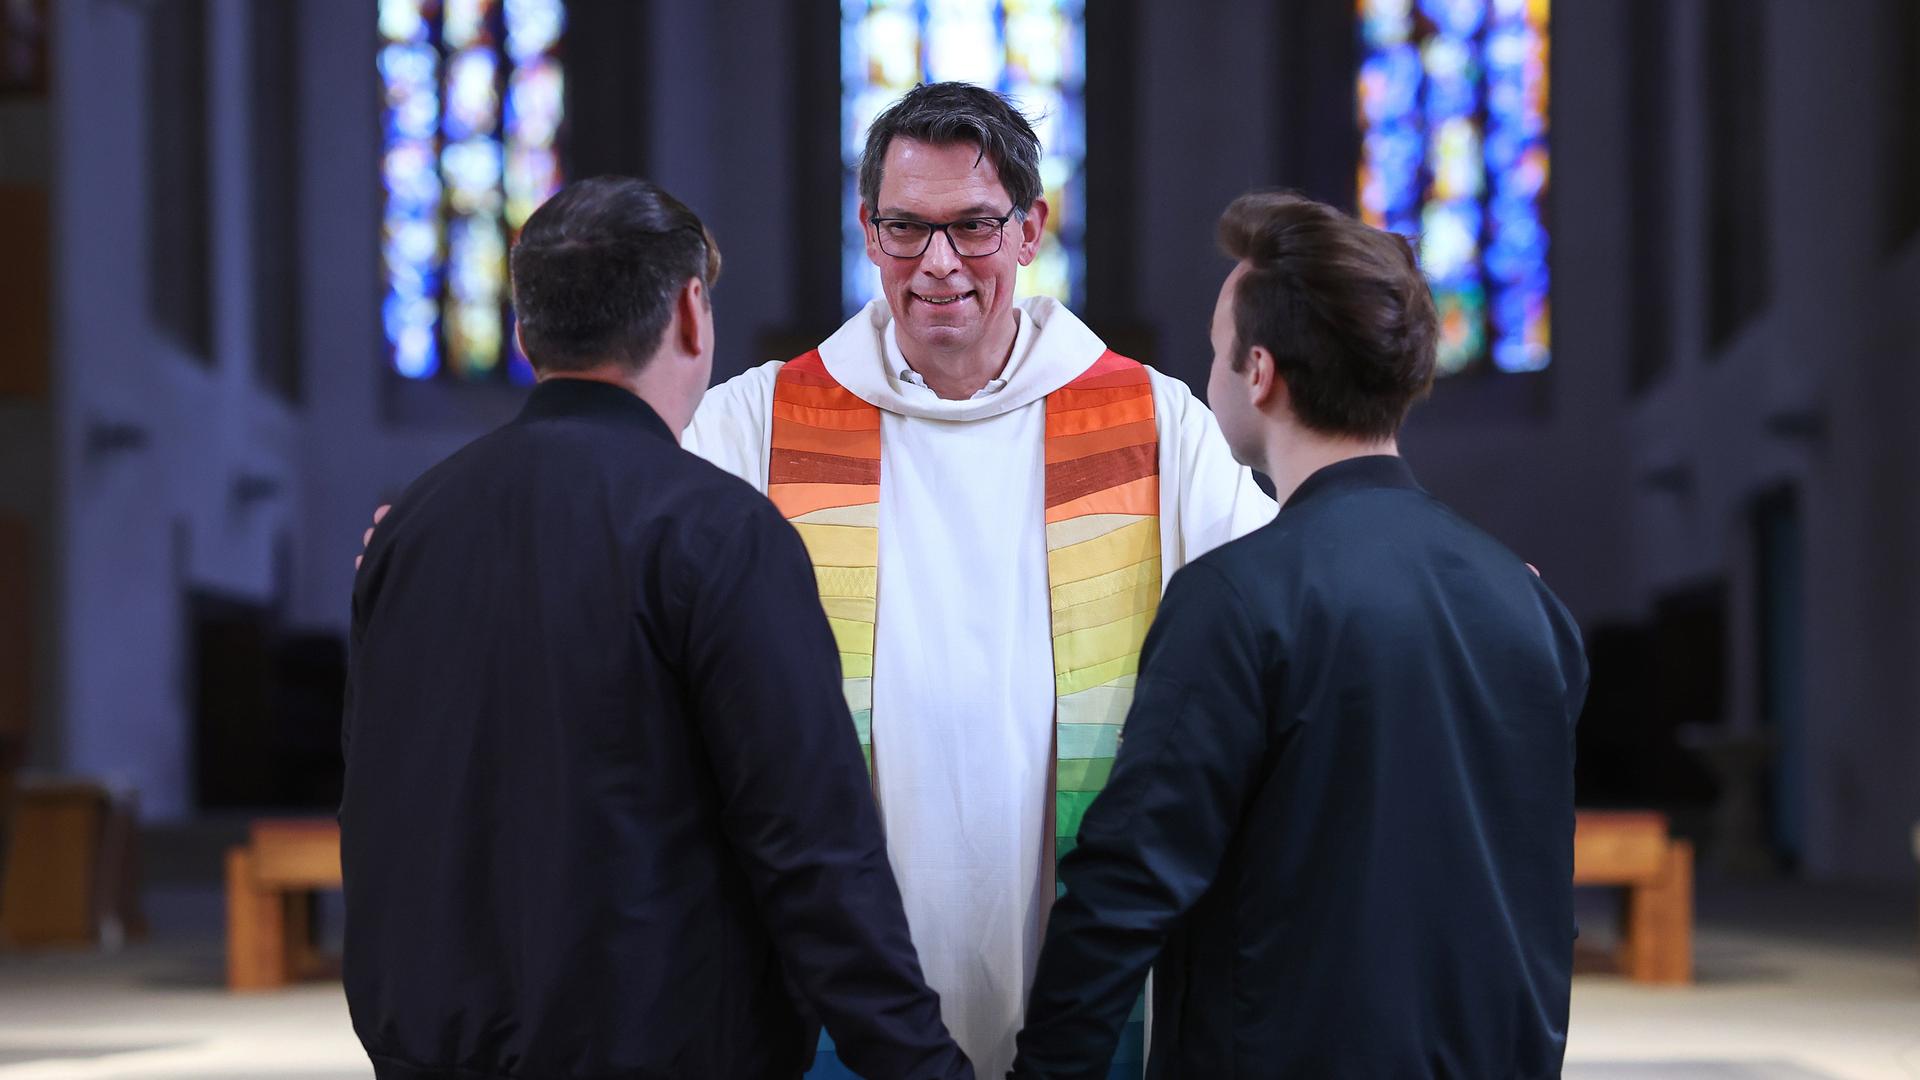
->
[[510, 176, 722, 375], [1217, 191, 1438, 441], [857, 81, 1044, 214]]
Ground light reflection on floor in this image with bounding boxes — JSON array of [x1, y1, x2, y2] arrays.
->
[[0, 881, 1911, 1079]]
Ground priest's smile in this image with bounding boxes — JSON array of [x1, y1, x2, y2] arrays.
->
[[913, 291, 974, 307]]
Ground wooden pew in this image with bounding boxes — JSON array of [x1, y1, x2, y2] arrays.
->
[[224, 814, 1693, 989], [0, 779, 144, 948], [225, 818, 341, 991], [1573, 810, 1693, 984]]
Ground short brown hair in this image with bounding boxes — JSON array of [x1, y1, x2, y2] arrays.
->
[[1217, 190, 1437, 440], [858, 82, 1043, 217], [511, 176, 722, 374]]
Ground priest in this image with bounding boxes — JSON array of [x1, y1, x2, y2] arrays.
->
[[684, 82, 1273, 1080]]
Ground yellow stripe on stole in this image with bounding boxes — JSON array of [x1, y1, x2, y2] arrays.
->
[[1050, 558, 1162, 611], [1052, 574, 1159, 636], [1046, 518, 1159, 587], [816, 565, 878, 599], [794, 522, 880, 568], [828, 617, 876, 657], [1054, 610, 1157, 681], [821, 595, 877, 622], [1056, 654, 1142, 698], [1045, 513, 1151, 550], [793, 502, 881, 528]]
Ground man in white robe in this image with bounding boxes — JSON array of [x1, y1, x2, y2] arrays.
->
[[684, 83, 1272, 1079]]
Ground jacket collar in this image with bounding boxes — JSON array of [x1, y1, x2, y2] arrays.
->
[[516, 377, 675, 443], [1281, 454, 1423, 512]]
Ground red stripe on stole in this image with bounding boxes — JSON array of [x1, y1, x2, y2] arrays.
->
[[768, 448, 881, 486], [1045, 443, 1158, 508]]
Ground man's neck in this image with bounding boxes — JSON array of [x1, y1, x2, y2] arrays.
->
[[537, 366, 686, 439], [900, 310, 1020, 400], [1259, 430, 1400, 507]]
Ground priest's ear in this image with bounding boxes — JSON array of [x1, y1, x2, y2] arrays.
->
[[1015, 199, 1049, 267], [857, 201, 882, 265]]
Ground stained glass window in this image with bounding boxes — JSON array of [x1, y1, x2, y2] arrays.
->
[[840, 0, 1086, 316], [1357, 0, 1549, 375], [381, 0, 565, 384]]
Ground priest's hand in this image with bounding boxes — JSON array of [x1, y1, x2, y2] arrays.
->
[[355, 504, 390, 570]]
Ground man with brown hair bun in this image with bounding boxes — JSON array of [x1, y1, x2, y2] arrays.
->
[[1010, 190, 1589, 1079]]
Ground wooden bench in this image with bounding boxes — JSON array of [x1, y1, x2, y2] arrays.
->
[[1573, 810, 1693, 984], [223, 814, 1691, 988], [0, 779, 144, 949], [225, 818, 342, 991]]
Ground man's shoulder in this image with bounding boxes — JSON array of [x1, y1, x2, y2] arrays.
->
[[392, 419, 529, 502], [659, 438, 782, 514], [1182, 515, 1283, 582]]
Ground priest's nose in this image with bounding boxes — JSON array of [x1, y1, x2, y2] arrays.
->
[[920, 229, 963, 275]]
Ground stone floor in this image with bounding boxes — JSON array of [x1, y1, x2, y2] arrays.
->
[[0, 880, 1912, 1079]]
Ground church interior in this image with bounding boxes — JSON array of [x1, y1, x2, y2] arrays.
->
[[1, 0, 1918, 1077]]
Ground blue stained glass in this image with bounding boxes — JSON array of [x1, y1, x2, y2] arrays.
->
[[382, 0, 566, 382], [383, 141, 440, 201], [1360, 0, 1412, 48], [1422, 38, 1479, 118], [381, 45, 440, 141], [507, 59, 563, 145], [1420, 200, 1482, 283], [505, 0, 564, 60], [387, 293, 440, 379], [1492, 274, 1546, 330], [379, 0, 429, 44], [1420, 0, 1487, 38], [443, 0, 492, 50], [1358, 45, 1420, 124], [445, 49, 501, 141], [1357, 0, 1549, 375], [1484, 125, 1527, 171], [1363, 148, 1424, 238]]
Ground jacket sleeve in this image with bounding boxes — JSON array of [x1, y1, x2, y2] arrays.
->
[[1012, 562, 1273, 1080], [680, 498, 973, 1080]]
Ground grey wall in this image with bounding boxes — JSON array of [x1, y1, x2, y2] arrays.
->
[[55, 0, 299, 818], [1611, 1, 1920, 877]]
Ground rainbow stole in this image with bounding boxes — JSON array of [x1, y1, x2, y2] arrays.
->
[[766, 349, 1160, 865]]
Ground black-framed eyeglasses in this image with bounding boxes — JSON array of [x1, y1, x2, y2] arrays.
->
[[868, 208, 1017, 259]]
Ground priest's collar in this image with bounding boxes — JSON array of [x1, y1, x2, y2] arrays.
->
[[885, 307, 1027, 402]]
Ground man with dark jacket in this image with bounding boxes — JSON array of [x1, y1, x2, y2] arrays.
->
[[342, 176, 971, 1080], [1010, 191, 1589, 1079]]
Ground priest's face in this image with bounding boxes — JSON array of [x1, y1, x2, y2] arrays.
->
[[862, 137, 1045, 360]]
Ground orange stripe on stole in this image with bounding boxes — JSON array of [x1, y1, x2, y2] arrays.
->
[[770, 352, 881, 768], [1045, 353, 1160, 862]]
